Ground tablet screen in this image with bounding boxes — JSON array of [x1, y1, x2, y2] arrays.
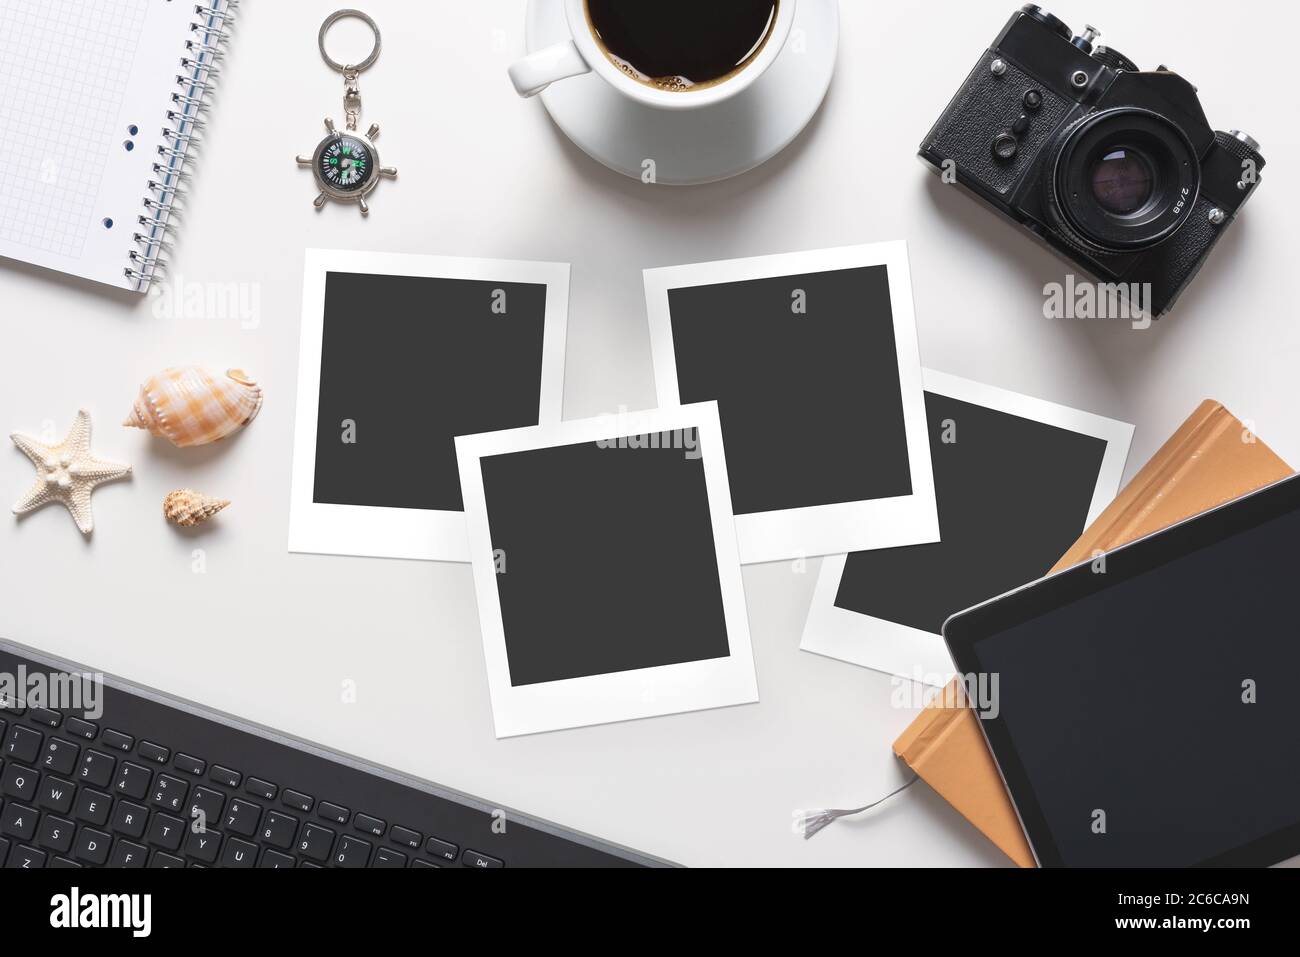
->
[[950, 477, 1300, 867]]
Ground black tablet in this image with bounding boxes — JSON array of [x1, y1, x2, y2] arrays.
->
[[944, 473, 1300, 867]]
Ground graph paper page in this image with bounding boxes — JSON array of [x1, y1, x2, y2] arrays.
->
[[0, 0, 198, 291]]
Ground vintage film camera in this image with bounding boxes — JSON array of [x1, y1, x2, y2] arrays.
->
[[920, 5, 1263, 319]]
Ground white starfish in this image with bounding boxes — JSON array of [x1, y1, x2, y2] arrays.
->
[[11, 410, 131, 534]]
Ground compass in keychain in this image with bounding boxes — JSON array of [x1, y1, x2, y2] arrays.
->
[[296, 9, 396, 215]]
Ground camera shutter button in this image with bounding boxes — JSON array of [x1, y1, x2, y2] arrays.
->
[[992, 133, 1019, 161], [1023, 90, 1043, 111]]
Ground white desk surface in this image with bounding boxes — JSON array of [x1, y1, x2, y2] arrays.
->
[[2, 0, 1297, 868]]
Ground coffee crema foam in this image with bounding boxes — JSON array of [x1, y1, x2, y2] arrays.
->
[[607, 53, 696, 92]]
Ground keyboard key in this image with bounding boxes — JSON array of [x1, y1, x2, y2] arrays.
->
[[411, 858, 440, 869], [50, 857, 81, 868], [1, 803, 37, 841], [223, 798, 261, 837], [38, 776, 75, 814], [318, 801, 349, 824], [28, 707, 60, 727], [258, 849, 296, 869], [391, 826, 422, 850], [296, 823, 334, 862], [220, 837, 258, 868], [6, 844, 46, 869], [462, 849, 504, 869], [40, 737, 78, 776], [299, 860, 323, 869], [354, 813, 385, 837], [146, 813, 185, 851], [110, 840, 148, 868], [174, 753, 205, 776], [77, 750, 115, 788], [73, 827, 111, 865], [209, 765, 241, 788], [150, 852, 185, 868], [74, 788, 111, 827], [187, 786, 225, 831], [3, 763, 39, 801], [37, 815, 74, 854], [260, 811, 298, 850], [150, 774, 188, 813], [0, 837, 7, 865], [113, 762, 152, 800], [5, 725, 42, 763], [102, 729, 134, 752], [282, 789, 313, 813], [65, 717, 98, 740], [139, 741, 170, 764], [245, 777, 276, 800], [334, 835, 371, 868], [425, 837, 458, 862], [184, 828, 221, 864], [111, 800, 149, 839], [373, 847, 407, 868]]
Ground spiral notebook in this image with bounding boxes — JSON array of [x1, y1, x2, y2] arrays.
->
[[0, 0, 237, 292]]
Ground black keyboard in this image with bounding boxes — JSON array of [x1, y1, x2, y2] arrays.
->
[[0, 640, 670, 869]]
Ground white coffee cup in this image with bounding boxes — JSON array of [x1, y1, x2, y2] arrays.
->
[[509, 0, 797, 110]]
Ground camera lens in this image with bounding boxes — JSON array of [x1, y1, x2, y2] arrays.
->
[[1046, 108, 1201, 253], [1089, 147, 1154, 215]]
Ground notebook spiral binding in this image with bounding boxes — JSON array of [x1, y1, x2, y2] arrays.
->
[[126, 1, 239, 290]]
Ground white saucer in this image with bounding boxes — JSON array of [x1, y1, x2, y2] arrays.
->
[[524, 0, 839, 185]]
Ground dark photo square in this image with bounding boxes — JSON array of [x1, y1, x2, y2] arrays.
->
[[479, 434, 731, 687], [667, 265, 912, 515], [834, 393, 1108, 634], [313, 271, 548, 511]]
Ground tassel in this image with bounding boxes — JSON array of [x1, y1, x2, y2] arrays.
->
[[798, 773, 919, 840]]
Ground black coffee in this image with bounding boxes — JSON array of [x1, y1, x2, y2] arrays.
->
[[586, 0, 780, 92]]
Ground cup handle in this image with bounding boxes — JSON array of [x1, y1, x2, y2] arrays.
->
[[508, 39, 591, 97]]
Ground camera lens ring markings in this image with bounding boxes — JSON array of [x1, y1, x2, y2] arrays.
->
[[1045, 107, 1201, 253]]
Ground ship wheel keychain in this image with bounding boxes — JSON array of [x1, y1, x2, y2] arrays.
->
[[296, 9, 397, 215]]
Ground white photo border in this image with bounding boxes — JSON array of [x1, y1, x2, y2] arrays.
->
[[288, 248, 569, 563], [456, 401, 758, 738], [800, 368, 1134, 685], [643, 242, 939, 564]]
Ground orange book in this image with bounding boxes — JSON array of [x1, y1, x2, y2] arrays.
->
[[893, 400, 1293, 867]]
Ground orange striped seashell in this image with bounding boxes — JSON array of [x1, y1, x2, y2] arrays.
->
[[124, 366, 263, 447]]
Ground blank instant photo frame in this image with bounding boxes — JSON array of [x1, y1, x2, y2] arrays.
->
[[288, 249, 568, 562], [801, 369, 1133, 683], [456, 402, 758, 738], [643, 243, 938, 564]]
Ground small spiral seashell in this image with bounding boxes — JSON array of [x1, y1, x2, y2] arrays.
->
[[163, 489, 230, 527], [124, 366, 263, 447]]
